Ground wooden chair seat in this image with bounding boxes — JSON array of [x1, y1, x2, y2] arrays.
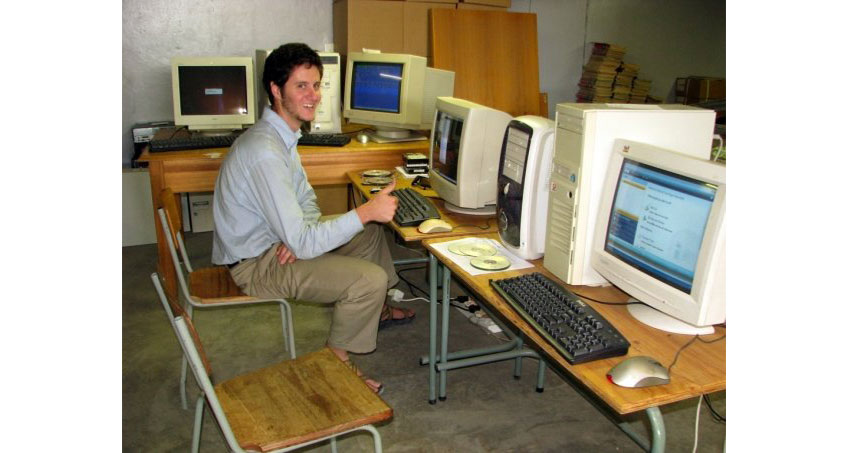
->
[[216, 348, 393, 452], [188, 266, 256, 304]]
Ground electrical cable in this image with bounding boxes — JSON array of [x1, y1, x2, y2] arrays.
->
[[703, 394, 726, 423], [692, 395, 702, 453], [451, 217, 495, 231], [667, 334, 726, 377]]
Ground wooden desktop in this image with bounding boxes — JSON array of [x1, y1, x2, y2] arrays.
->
[[138, 126, 430, 304], [422, 232, 725, 452]]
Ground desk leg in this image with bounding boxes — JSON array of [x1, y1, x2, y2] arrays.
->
[[646, 407, 666, 453], [147, 161, 180, 305], [427, 253, 438, 405], [438, 265, 451, 401]]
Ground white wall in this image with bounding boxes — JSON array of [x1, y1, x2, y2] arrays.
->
[[122, 0, 334, 167], [121, 0, 725, 164]]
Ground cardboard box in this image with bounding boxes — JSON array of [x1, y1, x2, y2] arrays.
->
[[459, 0, 510, 7], [334, 0, 405, 56], [404, 1, 457, 57], [675, 77, 725, 104], [457, 3, 505, 9]]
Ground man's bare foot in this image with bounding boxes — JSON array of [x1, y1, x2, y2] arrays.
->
[[329, 346, 383, 394], [379, 303, 415, 330]]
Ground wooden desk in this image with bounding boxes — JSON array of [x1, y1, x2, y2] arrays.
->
[[138, 133, 429, 304], [346, 170, 495, 241], [422, 233, 726, 451]]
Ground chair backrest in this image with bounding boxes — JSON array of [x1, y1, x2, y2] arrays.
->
[[151, 273, 245, 450], [159, 188, 184, 256], [156, 190, 195, 301]]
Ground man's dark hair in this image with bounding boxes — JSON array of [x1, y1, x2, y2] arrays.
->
[[262, 43, 324, 107]]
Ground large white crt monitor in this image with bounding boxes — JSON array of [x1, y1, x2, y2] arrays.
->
[[429, 97, 513, 215], [591, 139, 726, 335], [496, 116, 556, 260], [343, 51, 454, 143], [171, 57, 256, 132]]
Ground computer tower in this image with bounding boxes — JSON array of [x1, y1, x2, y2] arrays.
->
[[543, 103, 716, 286], [496, 116, 556, 260], [255, 50, 342, 133]]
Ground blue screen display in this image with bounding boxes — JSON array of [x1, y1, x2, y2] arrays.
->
[[350, 62, 403, 113], [604, 159, 717, 294]]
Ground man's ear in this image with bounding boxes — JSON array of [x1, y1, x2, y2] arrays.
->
[[270, 81, 282, 107]]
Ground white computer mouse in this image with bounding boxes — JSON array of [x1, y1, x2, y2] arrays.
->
[[417, 219, 453, 233], [606, 356, 670, 388]]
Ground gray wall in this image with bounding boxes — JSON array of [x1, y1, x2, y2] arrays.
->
[[121, 0, 725, 166]]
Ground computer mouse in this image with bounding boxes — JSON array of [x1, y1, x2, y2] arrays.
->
[[606, 356, 670, 388], [417, 219, 453, 233], [356, 132, 370, 144]]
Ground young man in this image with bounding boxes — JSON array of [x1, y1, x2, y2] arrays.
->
[[211, 43, 413, 393]]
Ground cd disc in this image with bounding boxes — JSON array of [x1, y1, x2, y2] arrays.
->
[[362, 169, 392, 178], [362, 176, 393, 186], [459, 242, 497, 257], [470, 255, 511, 271], [448, 242, 469, 256]]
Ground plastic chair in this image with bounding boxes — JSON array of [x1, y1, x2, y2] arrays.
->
[[152, 273, 392, 453], [157, 188, 296, 409]]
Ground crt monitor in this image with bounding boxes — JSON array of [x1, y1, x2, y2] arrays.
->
[[590, 139, 726, 335], [343, 51, 454, 143], [428, 97, 512, 216], [171, 56, 256, 132]]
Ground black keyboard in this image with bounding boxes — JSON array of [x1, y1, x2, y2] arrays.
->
[[298, 133, 351, 147], [149, 134, 239, 152], [491, 272, 630, 364], [391, 188, 440, 226]]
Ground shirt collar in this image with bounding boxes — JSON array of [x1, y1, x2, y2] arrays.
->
[[261, 106, 302, 149]]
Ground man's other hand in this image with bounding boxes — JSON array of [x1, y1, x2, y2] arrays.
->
[[275, 243, 297, 265]]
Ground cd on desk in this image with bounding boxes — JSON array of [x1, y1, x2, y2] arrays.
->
[[459, 242, 497, 257], [362, 176, 393, 186], [448, 242, 469, 256], [362, 169, 392, 178], [470, 255, 511, 271]]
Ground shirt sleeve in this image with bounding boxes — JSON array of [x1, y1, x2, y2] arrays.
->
[[245, 152, 363, 260]]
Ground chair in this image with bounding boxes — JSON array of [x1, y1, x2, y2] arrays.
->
[[152, 273, 393, 452], [157, 188, 296, 410]]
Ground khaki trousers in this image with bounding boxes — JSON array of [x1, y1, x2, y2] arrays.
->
[[229, 223, 399, 354]]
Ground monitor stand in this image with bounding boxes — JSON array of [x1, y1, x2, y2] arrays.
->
[[444, 201, 496, 216], [627, 303, 715, 335], [366, 127, 427, 143], [191, 127, 242, 137]]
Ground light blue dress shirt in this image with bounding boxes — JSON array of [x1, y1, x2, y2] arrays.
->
[[211, 107, 363, 265]]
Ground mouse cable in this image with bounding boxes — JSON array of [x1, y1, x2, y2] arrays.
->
[[452, 217, 494, 231], [703, 394, 726, 423], [667, 333, 726, 378], [692, 395, 703, 453]]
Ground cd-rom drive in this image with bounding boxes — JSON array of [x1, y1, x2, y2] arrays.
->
[[543, 103, 716, 286]]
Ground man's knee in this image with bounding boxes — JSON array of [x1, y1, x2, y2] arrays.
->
[[348, 262, 388, 301]]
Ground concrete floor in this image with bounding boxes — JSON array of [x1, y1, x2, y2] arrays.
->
[[123, 230, 725, 452]]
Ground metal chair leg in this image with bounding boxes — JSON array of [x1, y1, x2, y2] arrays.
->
[[192, 395, 205, 453]]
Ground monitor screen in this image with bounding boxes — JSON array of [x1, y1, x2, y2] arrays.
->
[[171, 57, 255, 131], [350, 62, 404, 113], [604, 159, 717, 294], [177, 66, 249, 116], [432, 110, 464, 184]]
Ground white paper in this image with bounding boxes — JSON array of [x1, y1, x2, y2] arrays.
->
[[430, 237, 534, 276]]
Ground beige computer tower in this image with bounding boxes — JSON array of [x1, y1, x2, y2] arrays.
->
[[543, 103, 716, 286]]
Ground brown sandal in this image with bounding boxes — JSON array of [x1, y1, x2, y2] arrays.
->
[[379, 303, 415, 330], [343, 359, 384, 395]]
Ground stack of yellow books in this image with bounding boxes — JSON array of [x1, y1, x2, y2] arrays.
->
[[577, 43, 655, 104]]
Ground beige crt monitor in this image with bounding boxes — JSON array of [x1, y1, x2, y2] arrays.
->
[[591, 139, 726, 335], [171, 57, 256, 132], [543, 103, 716, 287], [344, 51, 454, 143], [429, 97, 513, 215]]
